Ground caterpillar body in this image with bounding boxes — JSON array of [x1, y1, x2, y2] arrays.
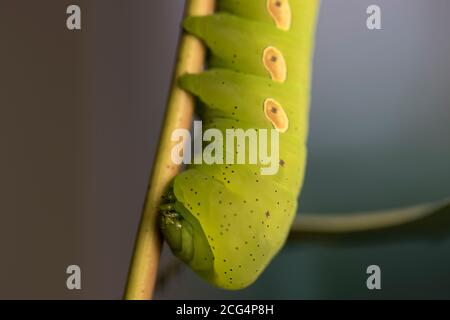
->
[[160, 0, 320, 290]]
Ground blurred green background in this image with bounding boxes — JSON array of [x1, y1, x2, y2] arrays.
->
[[1, 0, 449, 299]]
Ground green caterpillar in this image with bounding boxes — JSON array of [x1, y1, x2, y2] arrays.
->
[[160, 0, 320, 290]]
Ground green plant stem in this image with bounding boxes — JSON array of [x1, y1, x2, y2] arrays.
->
[[124, 0, 215, 300], [289, 198, 450, 244]]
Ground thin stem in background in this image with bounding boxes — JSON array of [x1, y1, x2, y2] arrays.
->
[[290, 198, 450, 244]]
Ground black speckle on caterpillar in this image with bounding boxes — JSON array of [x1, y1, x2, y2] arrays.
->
[[160, 0, 320, 290]]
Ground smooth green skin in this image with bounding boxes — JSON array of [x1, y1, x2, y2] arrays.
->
[[161, 0, 320, 290]]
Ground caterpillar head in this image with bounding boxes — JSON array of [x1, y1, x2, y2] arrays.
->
[[159, 187, 215, 279]]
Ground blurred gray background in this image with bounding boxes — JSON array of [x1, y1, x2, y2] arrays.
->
[[1, 0, 449, 299]]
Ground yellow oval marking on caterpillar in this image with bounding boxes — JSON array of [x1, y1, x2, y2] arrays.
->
[[264, 98, 289, 133], [263, 46, 287, 83], [267, 0, 291, 31]]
